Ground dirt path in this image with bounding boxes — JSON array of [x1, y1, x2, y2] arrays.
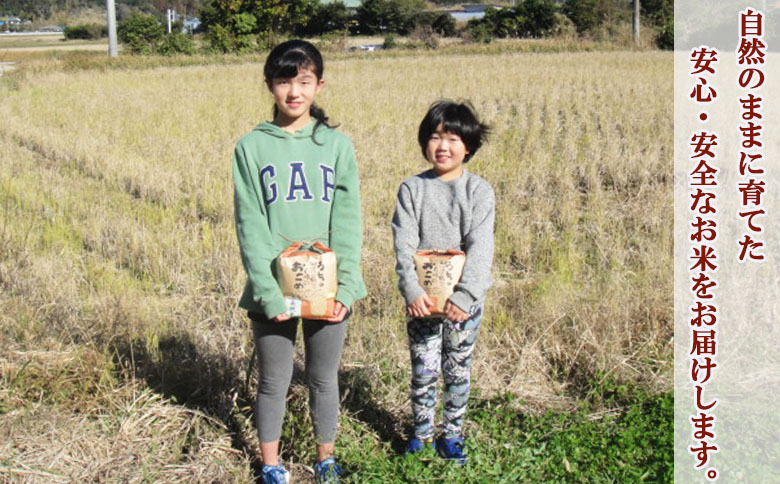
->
[[1, 43, 107, 52], [0, 41, 108, 75], [0, 62, 18, 75]]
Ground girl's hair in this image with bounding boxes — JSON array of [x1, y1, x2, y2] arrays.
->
[[418, 100, 490, 163], [264, 39, 336, 140]]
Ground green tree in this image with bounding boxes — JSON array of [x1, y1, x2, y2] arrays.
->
[[117, 13, 195, 55], [466, 1, 557, 40], [656, 16, 673, 49], [642, 0, 673, 26], [562, 0, 631, 33], [488, 8, 522, 38], [299, 1, 351, 37], [561, 0, 599, 33], [64, 23, 106, 40], [355, 0, 427, 35], [118, 13, 164, 54], [641, 0, 673, 50], [519, 0, 557, 37], [465, 17, 493, 43], [200, 0, 317, 53], [157, 32, 196, 55], [431, 12, 455, 37]]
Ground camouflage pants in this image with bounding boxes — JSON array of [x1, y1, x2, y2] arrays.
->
[[407, 306, 482, 440]]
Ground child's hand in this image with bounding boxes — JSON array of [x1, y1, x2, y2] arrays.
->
[[324, 301, 348, 323], [407, 294, 435, 318], [272, 312, 291, 322], [444, 301, 469, 322]]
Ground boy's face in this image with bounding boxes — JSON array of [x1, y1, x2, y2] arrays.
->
[[425, 124, 469, 181]]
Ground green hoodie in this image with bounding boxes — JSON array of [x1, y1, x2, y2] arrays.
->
[[233, 120, 366, 318]]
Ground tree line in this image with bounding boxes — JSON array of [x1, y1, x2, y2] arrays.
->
[[50, 0, 673, 54], [200, 0, 672, 52]]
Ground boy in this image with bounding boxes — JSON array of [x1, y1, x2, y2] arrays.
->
[[392, 100, 495, 465]]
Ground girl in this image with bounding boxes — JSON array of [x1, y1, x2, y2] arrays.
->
[[233, 40, 366, 484], [392, 101, 494, 466]]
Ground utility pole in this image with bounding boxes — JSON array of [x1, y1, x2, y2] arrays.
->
[[633, 0, 640, 46], [166, 8, 178, 34], [106, 0, 117, 57]]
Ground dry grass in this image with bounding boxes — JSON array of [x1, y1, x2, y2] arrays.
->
[[0, 48, 671, 480], [0, 34, 66, 49], [0, 350, 252, 483]]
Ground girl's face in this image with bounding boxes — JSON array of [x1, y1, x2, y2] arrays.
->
[[268, 66, 324, 131], [426, 124, 469, 181]]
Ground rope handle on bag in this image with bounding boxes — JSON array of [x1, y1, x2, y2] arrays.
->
[[278, 230, 334, 253]]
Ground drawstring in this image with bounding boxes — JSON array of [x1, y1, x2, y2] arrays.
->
[[278, 230, 333, 249]]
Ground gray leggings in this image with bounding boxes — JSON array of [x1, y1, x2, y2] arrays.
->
[[250, 313, 347, 444]]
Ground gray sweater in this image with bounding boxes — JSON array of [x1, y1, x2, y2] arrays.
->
[[392, 169, 496, 312]]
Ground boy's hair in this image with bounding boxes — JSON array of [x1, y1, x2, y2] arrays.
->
[[417, 100, 489, 163]]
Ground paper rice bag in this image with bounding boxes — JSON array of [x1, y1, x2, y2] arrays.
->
[[413, 249, 466, 315], [276, 241, 338, 319]]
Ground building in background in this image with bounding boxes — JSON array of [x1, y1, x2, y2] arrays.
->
[[448, 4, 505, 22], [182, 17, 201, 34]]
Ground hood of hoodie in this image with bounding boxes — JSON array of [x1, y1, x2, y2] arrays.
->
[[254, 120, 317, 139]]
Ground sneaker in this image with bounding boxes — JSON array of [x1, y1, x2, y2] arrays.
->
[[261, 463, 290, 484], [313, 456, 344, 484], [437, 436, 467, 465], [405, 437, 436, 454]]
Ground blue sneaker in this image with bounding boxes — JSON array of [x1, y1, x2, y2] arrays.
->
[[437, 436, 467, 465], [261, 463, 290, 484], [405, 437, 436, 454], [313, 457, 344, 484]]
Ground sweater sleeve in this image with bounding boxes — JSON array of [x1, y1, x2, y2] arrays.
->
[[448, 183, 496, 312], [233, 142, 287, 319], [329, 138, 367, 309], [392, 182, 426, 305]]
